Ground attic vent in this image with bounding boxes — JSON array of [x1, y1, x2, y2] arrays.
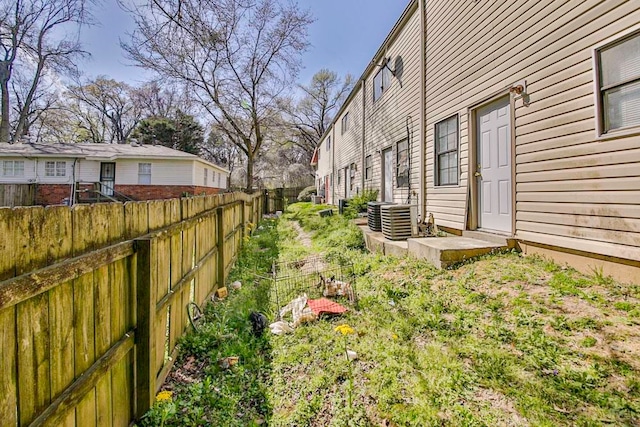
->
[[380, 204, 418, 241]]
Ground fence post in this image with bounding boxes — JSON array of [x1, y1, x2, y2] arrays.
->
[[241, 201, 247, 238], [135, 238, 155, 419], [216, 207, 225, 289]]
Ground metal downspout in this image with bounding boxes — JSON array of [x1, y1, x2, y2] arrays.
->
[[360, 80, 366, 193], [331, 124, 336, 204], [419, 0, 427, 220]]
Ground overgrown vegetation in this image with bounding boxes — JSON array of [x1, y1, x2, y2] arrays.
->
[[343, 189, 379, 219], [140, 219, 279, 427], [144, 203, 640, 426]]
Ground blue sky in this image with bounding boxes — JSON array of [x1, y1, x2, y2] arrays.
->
[[78, 0, 410, 86]]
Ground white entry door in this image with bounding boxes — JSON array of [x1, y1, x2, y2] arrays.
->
[[477, 97, 512, 233], [344, 166, 350, 198], [382, 148, 393, 202]]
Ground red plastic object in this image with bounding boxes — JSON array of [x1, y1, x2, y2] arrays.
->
[[307, 298, 348, 316]]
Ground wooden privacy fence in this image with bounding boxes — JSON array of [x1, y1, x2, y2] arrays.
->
[[0, 184, 36, 207], [0, 192, 263, 427], [264, 186, 306, 213]]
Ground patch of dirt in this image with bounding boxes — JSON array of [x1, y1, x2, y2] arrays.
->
[[472, 388, 530, 427], [161, 355, 210, 391], [290, 221, 329, 273], [291, 221, 312, 248], [555, 295, 605, 321]]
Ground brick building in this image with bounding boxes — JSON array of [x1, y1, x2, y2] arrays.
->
[[0, 142, 229, 205]]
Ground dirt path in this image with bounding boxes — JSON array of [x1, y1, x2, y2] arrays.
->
[[291, 221, 312, 248], [289, 221, 330, 273]]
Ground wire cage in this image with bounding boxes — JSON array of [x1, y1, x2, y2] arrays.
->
[[256, 255, 357, 320]]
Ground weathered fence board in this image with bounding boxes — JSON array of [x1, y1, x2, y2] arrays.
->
[[0, 183, 35, 207], [95, 373, 112, 426], [0, 208, 15, 280], [49, 282, 75, 402], [17, 293, 51, 425], [124, 201, 149, 238], [0, 192, 262, 426], [74, 272, 96, 427], [0, 305, 18, 425]]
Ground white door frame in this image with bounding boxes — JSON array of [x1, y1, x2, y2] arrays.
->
[[469, 94, 515, 235], [381, 147, 393, 202]]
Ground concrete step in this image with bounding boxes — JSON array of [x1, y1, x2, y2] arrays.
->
[[462, 230, 518, 249], [359, 225, 408, 257], [407, 236, 508, 268]]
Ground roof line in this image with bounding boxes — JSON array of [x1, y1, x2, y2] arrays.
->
[[318, 0, 419, 144]]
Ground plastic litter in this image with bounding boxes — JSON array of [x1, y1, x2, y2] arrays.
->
[[307, 298, 348, 316], [269, 321, 294, 335], [346, 350, 358, 361], [230, 281, 242, 290], [279, 294, 308, 325]]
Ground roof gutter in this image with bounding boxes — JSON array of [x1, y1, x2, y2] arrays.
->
[[316, 0, 420, 144]]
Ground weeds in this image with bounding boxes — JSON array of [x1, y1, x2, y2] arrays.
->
[[140, 219, 279, 427], [143, 204, 640, 426]]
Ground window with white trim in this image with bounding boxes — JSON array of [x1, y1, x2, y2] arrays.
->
[[2, 160, 24, 177], [435, 116, 458, 186], [326, 136, 331, 151], [373, 60, 392, 102], [396, 139, 409, 188], [365, 155, 372, 180], [341, 113, 349, 134], [204, 168, 208, 185], [596, 31, 640, 134], [45, 161, 66, 177], [138, 163, 151, 184], [349, 163, 356, 192]]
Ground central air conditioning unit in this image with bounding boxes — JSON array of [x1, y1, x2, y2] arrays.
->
[[367, 202, 394, 232], [380, 204, 418, 240]]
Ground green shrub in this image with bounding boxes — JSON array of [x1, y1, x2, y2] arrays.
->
[[342, 189, 378, 219], [348, 189, 378, 212]]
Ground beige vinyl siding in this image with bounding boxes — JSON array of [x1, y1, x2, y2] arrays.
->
[[364, 5, 422, 205], [334, 87, 363, 200], [316, 137, 332, 178], [114, 159, 194, 186], [316, 133, 333, 201], [425, 0, 640, 259]]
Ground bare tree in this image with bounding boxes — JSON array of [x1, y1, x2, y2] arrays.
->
[[280, 69, 354, 161], [67, 76, 144, 143], [121, 0, 313, 190], [131, 80, 195, 119], [200, 129, 242, 183], [0, 0, 93, 143], [32, 103, 78, 143], [10, 68, 60, 140]]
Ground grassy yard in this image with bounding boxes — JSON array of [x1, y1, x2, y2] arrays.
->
[[142, 203, 640, 427]]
